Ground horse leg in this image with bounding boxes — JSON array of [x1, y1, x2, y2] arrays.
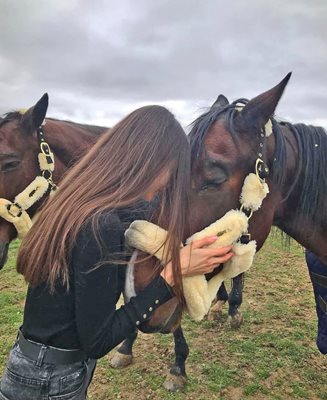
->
[[163, 326, 189, 392], [207, 282, 229, 321], [109, 330, 137, 368], [228, 273, 245, 329]]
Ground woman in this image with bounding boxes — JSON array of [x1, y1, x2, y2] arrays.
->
[[0, 106, 233, 400]]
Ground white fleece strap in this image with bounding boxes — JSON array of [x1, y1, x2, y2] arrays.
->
[[183, 241, 256, 321], [0, 135, 56, 238], [124, 220, 174, 264], [0, 176, 50, 239], [185, 209, 248, 247], [125, 210, 256, 321], [0, 199, 33, 239], [239, 173, 269, 211]]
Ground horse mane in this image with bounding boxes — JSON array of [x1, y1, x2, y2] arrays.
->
[[46, 118, 108, 136], [0, 111, 23, 128], [0, 112, 107, 136], [280, 122, 327, 224], [189, 101, 327, 225]]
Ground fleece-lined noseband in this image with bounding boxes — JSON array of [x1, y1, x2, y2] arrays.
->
[[0, 120, 57, 238]]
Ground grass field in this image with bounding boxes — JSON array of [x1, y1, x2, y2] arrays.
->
[[0, 236, 326, 399]]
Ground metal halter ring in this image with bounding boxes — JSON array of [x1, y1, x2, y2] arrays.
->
[[240, 204, 253, 220], [41, 170, 56, 189], [255, 158, 270, 181]]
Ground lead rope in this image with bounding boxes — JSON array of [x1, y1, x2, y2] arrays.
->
[[0, 121, 57, 238]]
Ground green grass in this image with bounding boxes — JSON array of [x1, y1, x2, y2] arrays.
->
[[0, 235, 326, 399]]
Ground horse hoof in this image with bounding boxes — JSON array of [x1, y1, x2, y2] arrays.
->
[[109, 352, 133, 368], [163, 372, 187, 392], [228, 311, 244, 329], [207, 300, 225, 321], [207, 309, 222, 321]]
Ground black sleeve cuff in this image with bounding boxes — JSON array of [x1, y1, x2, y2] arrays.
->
[[123, 276, 174, 326]]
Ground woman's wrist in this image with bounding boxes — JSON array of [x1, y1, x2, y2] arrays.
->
[[160, 262, 174, 286]]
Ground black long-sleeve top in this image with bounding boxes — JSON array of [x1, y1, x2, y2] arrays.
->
[[22, 206, 173, 359]]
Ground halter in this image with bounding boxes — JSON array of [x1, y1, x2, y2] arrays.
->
[[0, 121, 57, 238], [236, 106, 272, 243]]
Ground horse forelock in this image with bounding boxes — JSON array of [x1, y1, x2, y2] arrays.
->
[[0, 111, 23, 128], [188, 99, 249, 163]]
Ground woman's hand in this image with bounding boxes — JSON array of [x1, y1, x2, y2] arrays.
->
[[161, 236, 234, 286]]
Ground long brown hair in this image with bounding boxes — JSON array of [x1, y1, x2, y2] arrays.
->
[[17, 105, 190, 301]]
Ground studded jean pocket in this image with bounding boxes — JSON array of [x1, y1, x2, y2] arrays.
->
[[49, 360, 96, 400], [59, 363, 86, 394]]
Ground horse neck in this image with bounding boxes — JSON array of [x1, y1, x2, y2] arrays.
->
[[272, 121, 327, 256], [42, 119, 107, 169]]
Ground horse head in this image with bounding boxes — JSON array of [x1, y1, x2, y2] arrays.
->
[[0, 94, 49, 268], [0, 94, 108, 270], [189, 73, 292, 249]]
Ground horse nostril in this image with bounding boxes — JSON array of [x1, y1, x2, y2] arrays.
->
[[0, 242, 9, 269]]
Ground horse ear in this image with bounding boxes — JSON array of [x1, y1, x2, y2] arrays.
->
[[21, 93, 49, 134], [236, 73, 292, 132], [211, 94, 229, 109]]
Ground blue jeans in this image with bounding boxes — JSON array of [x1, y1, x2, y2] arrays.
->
[[0, 342, 96, 400]]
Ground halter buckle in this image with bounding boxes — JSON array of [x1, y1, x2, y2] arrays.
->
[[7, 202, 23, 218], [40, 142, 51, 156]]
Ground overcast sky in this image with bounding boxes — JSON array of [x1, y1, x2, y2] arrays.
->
[[0, 0, 326, 129]]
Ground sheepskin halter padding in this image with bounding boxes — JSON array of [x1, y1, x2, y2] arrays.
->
[[0, 177, 49, 239], [0, 123, 56, 239], [125, 164, 269, 321], [240, 172, 269, 211], [126, 210, 256, 321]]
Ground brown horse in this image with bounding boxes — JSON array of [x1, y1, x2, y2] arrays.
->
[[0, 94, 107, 267], [117, 73, 327, 390]]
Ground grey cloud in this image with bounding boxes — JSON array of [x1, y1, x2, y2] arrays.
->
[[0, 0, 326, 128]]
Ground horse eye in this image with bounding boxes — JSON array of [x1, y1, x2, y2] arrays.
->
[[200, 183, 219, 192], [2, 160, 21, 172], [200, 173, 228, 192]]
